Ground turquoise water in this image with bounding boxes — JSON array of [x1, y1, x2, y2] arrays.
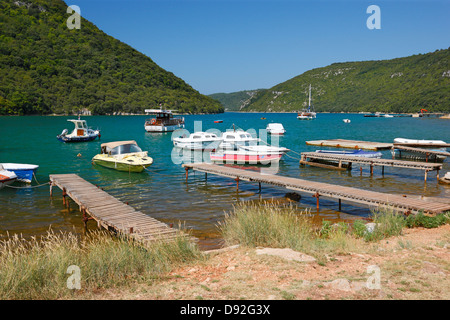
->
[[1, 113, 449, 249]]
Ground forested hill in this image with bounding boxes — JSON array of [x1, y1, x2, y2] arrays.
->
[[241, 48, 450, 113], [209, 89, 267, 111], [0, 0, 223, 115]]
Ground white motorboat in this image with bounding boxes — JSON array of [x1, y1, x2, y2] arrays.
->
[[393, 138, 447, 146], [173, 132, 223, 151], [343, 119, 351, 123], [297, 84, 316, 120], [0, 164, 17, 189], [57, 118, 100, 142], [144, 108, 185, 132], [210, 129, 290, 164], [266, 123, 286, 135]]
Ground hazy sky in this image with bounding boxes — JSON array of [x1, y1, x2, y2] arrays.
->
[[69, 0, 450, 94]]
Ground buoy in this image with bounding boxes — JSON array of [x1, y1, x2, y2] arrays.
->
[[77, 153, 82, 157]]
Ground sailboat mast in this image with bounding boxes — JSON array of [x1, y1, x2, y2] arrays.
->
[[308, 84, 311, 107]]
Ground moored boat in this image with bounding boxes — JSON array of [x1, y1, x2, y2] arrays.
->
[[92, 141, 153, 172], [297, 84, 316, 120], [57, 119, 100, 142], [0, 165, 17, 189], [266, 123, 286, 135], [144, 108, 185, 132], [173, 132, 223, 151], [393, 138, 447, 147], [315, 149, 382, 158], [343, 119, 351, 123], [0, 163, 39, 183]]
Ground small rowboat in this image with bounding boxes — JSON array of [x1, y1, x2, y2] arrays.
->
[[0, 165, 17, 189]]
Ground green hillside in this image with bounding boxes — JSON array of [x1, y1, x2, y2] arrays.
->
[[242, 49, 450, 113], [209, 89, 267, 111], [0, 0, 223, 115]]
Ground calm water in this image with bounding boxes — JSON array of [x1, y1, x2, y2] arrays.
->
[[1, 113, 449, 249]]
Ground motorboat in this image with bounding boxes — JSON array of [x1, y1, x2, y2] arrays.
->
[[214, 120, 223, 123], [266, 123, 286, 135], [173, 132, 223, 151], [0, 163, 39, 183], [297, 84, 316, 120], [0, 165, 17, 189], [144, 108, 185, 132], [315, 149, 382, 159], [343, 119, 351, 123], [210, 129, 290, 164], [57, 119, 100, 142], [92, 141, 153, 172]]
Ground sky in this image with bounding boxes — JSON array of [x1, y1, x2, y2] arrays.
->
[[69, 0, 450, 95]]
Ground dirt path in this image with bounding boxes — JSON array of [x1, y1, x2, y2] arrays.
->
[[91, 225, 449, 300]]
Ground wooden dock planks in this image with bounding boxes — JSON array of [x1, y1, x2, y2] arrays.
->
[[300, 152, 442, 181], [50, 174, 186, 244], [182, 163, 450, 215], [305, 139, 393, 150]]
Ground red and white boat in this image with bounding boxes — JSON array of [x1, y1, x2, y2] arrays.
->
[[210, 130, 289, 164], [0, 165, 17, 189]]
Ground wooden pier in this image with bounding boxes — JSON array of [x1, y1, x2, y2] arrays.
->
[[300, 152, 443, 181], [50, 174, 185, 243], [182, 163, 450, 215], [305, 139, 393, 151]]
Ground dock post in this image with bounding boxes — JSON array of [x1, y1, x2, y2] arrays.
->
[[49, 181, 53, 198], [185, 167, 189, 183], [424, 170, 428, 182], [62, 187, 67, 206], [370, 163, 374, 176], [205, 172, 207, 182], [312, 192, 320, 210], [382, 166, 384, 176], [235, 177, 240, 191], [436, 169, 439, 181], [338, 199, 341, 211], [360, 166, 363, 176], [258, 182, 262, 193]]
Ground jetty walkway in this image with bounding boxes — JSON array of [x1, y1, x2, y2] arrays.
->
[[50, 174, 185, 244], [182, 163, 450, 215], [300, 152, 443, 181]]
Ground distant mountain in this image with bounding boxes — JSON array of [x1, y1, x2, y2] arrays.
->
[[0, 0, 223, 115], [242, 48, 450, 113], [209, 89, 267, 111]]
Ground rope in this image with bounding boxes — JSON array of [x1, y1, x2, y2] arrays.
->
[[5, 181, 50, 189]]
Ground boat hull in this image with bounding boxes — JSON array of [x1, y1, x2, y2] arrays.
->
[[210, 152, 283, 164], [92, 155, 153, 172], [57, 135, 99, 143], [0, 163, 38, 183], [0, 172, 17, 189], [145, 124, 184, 132]]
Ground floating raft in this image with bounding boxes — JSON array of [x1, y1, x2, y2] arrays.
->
[[300, 152, 443, 181], [50, 174, 188, 244], [305, 139, 393, 150], [182, 163, 450, 215]]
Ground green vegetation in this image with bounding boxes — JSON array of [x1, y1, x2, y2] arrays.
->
[[0, 0, 223, 115], [0, 230, 202, 300], [219, 202, 450, 253], [241, 48, 450, 113], [209, 89, 267, 111]]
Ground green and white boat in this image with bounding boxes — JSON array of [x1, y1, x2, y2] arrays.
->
[[92, 140, 153, 172]]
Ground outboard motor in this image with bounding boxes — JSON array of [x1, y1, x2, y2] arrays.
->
[[61, 129, 68, 136]]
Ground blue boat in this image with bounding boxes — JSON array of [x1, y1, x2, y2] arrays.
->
[[0, 163, 39, 183], [315, 149, 383, 158]]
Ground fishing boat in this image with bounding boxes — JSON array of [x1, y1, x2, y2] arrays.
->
[[266, 123, 286, 135], [0, 165, 17, 189], [144, 108, 185, 132], [92, 141, 153, 172], [173, 132, 223, 151], [57, 119, 100, 142], [315, 149, 383, 159], [297, 84, 316, 120], [210, 129, 289, 164], [0, 163, 39, 183]]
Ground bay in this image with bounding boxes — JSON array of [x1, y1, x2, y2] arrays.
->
[[1, 113, 449, 249]]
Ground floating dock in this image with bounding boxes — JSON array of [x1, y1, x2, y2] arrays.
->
[[300, 152, 443, 181], [305, 139, 393, 150], [182, 163, 450, 215], [50, 174, 186, 243]]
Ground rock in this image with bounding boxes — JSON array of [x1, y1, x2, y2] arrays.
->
[[255, 248, 316, 263], [324, 278, 352, 291]]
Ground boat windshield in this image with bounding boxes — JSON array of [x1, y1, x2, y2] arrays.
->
[[110, 144, 143, 155]]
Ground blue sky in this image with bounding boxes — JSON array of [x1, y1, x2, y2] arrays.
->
[[69, 0, 450, 94]]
